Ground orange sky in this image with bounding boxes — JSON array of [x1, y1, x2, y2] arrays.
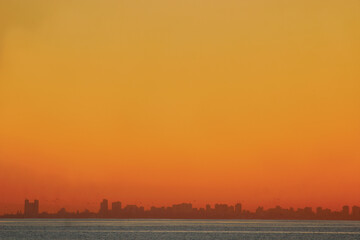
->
[[0, 0, 359, 214]]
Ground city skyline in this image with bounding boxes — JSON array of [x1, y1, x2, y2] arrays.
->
[[1, 0, 360, 217], [1, 197, 359, 216], [1, 199, 360, 221], [1, 199, 360, 220], [1, 1, 359, 239]]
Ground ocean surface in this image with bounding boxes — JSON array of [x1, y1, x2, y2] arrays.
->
[[0, 219, 360, 240]]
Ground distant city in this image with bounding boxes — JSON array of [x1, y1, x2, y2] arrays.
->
[[1, 199, 360, 220]]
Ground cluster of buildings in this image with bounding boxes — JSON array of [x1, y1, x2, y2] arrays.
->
[[97, 200, 243, 219], [24, 199, 39, 217], [1, 199, 360, 220]]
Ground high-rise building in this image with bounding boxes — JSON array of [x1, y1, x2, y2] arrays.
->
[[342, 206, 350, 216], [24, 199, 29, 216], [235, 203, 242, 215], [352, 206, 360, 218], [24, 199, 39, 217], [99, 199, 108, 216], [316, 207, 323, 215], [34, 200, 39, 215], [206, 204, 211, 212], [112, 201, 122, 216]]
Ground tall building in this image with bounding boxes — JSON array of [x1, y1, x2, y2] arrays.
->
[[99, 199, 108, 217], [352, 206, 360, 218], [342, 206, 350, 216], [24, 199, 39, 217], [215, 204, 232, 217], [171, 203, 193, 216], [112, 201, 122, 216], [235, 203, 242, 215], [34, 200, 39, 215]]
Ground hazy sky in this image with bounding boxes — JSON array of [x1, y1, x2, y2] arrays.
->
[[0, 0, 359, 214]]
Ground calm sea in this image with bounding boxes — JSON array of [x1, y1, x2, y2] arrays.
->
[[0, 219, 359, 240]]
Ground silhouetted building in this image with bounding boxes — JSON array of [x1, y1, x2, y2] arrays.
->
[[342, 205, 349, 216], [256, 206, 264, 216], [316, 207, 323, 215], [112, 201, 122, 217], [214, 204, 235, 218], [57, 208, 69, 218], [150, 206, 166, 217], [123, 205, 144, 217], [235, 203, 242, 216], [99, 199, 108, 217], [24, 199, 39, 217], [352, 206, 360, 218], [173, 203, 193, 216], [3, 199, 360, 220]]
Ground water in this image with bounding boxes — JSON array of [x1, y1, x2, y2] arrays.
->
[[0, 219, 360, 240]]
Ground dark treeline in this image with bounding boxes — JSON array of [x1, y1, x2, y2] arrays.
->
[[1, 199, 360, 220]]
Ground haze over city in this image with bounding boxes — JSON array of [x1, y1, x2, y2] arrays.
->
[[1, 199, 360, 221], [1, 0, 359, 217]]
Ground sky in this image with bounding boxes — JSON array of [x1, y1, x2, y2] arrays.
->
[[0, 0, 359, 214]]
